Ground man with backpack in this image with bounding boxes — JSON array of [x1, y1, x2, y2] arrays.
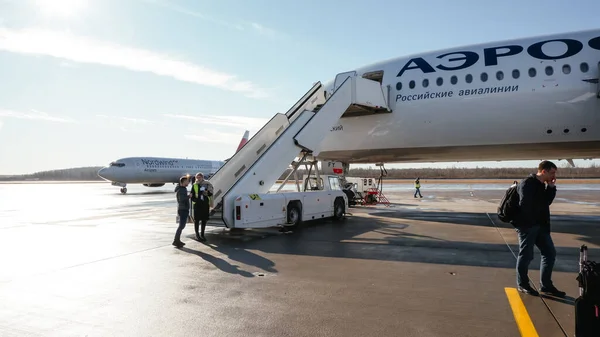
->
[[512, 160, 566, 297]]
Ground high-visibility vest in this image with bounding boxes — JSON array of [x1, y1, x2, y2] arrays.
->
[[415, 182, 420, 188], [192, 183, 213, 207], [192, 184, 200, 205]]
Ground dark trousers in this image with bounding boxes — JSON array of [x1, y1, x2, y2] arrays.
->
[[174, 209, 189, 243], [414, 187, 422, 198], [194, 206, 208, 237], [516, 225, 557, 289]]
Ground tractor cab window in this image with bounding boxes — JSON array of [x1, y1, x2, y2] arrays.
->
[[328, 176, 341, 190], [304, 177, 323, 191]]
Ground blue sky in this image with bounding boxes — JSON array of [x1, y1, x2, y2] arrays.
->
[[0, 0, 599, 174]]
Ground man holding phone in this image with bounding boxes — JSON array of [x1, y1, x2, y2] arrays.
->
[[513, 160, 565, 297]]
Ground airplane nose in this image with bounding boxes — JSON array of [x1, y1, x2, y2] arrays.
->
[[97, 168, 110, 180]]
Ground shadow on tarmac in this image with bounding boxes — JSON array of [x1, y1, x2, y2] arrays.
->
[[178, 239, 278, 277], [178, 246, 256, 277], [192, 209, 600, 274]]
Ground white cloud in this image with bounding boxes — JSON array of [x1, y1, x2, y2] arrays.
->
[[0, 27, 270, 99], [185, 129, 245, 145], [59, 61, 78, 68], [163, 113, 269, 131], [249, 22, 282, 39], [141, 0, 244, 31], [96, 114, 154, 125], [141, 0, 283, 39], [95, 114, 154, 132], [0, 108, 76, 123]]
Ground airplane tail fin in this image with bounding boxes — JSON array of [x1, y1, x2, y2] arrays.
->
[[235, 130, 249, 153], [224, 130, 250, 163]]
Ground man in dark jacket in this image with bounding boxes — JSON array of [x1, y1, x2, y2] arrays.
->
[[173, 175, 190, 248], [513, 160, 565, 297], [191, 172, 213, 242]]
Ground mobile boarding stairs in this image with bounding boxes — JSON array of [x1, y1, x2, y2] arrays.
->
[[204, 72, 392, 229]]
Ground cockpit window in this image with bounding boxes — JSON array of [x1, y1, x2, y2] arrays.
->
[[109, 162, 125, 167]]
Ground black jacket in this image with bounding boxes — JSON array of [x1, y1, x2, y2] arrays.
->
[[512, 173, 556, 228], [175, 185, 190, 211]]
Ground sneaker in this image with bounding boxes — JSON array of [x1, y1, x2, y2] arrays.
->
[[172, 241, 185, 248], [540, 286, 566, 297], [517, 285, 539, 296]]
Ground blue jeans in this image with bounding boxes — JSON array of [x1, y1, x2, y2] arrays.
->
[[516, 225, 556, 289], [174, 209, 189, 243], [414, 187, 422, 197]]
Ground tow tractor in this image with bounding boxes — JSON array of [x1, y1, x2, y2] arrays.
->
[[231, 158, 348, 229]]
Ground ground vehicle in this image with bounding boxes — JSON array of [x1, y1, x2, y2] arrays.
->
[[231, 173, 347, 229]]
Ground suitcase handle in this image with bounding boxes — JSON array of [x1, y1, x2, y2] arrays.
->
[[579, 245, 588, 297]]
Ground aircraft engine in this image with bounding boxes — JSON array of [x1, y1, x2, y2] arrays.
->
[[143, 183, 165, 187]]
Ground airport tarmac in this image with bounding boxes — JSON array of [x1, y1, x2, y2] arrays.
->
[[0, 182, 599, 336]]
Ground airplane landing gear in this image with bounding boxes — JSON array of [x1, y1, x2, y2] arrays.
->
[[111, 181, 127, 194]]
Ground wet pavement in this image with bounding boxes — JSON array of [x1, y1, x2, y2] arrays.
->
[[0, 182, 598, 336]]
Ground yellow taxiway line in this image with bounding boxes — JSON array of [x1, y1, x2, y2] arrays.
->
[[504, 287, 539, 337]]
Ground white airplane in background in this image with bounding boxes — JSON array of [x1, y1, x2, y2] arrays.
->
[[98, 130, 249, 194], [311, 28, 600, 166]]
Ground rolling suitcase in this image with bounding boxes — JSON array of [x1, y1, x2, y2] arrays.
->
[[574, 245, 600, 336]]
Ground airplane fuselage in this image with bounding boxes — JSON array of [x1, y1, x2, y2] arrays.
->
[[317, 29, 600, 164], [98, 157, 224, 185]]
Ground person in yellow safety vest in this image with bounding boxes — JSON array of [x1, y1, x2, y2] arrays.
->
[[191, 172, 213, 241], [414, 177, 423, 198]]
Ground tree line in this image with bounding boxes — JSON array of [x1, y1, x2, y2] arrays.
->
[[1, 163, 598, 182], [283, 163, 600, 180], [0, 167, 105, 181]]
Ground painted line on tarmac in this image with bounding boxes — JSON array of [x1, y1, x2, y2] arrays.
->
[[485, 213, 568, 337], [505, 287, 539, 337]]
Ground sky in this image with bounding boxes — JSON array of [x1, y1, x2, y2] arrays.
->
[[0, 0, 599, 174]]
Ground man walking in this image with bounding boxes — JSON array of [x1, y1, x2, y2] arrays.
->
[[414, 177, 423, 198], [173, 175, 190, 248], [513, 160, 565, 297]]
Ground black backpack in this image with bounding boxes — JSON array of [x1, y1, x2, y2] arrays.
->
[[497, 180, 520, 223]]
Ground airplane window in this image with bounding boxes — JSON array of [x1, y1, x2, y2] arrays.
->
[[580, 62, 589, 73], [545, 66, 554, 76], [436, 77, 443, 86], [450, 76, 457, 85], [109, 162, 125, 167], [562, 64, 571, 74], [496, 71, 504, 81], [465, 74, 473, 83], [481, 72, 488, 82], [512, 69, 520, 79], [528, 67, 536, 77], [396, 82, 402, 91], [422, 79, 429, 88], [409, 80, 415, 89]]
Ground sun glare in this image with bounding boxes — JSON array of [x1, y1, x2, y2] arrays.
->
[[33, 0, 89, 18]]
